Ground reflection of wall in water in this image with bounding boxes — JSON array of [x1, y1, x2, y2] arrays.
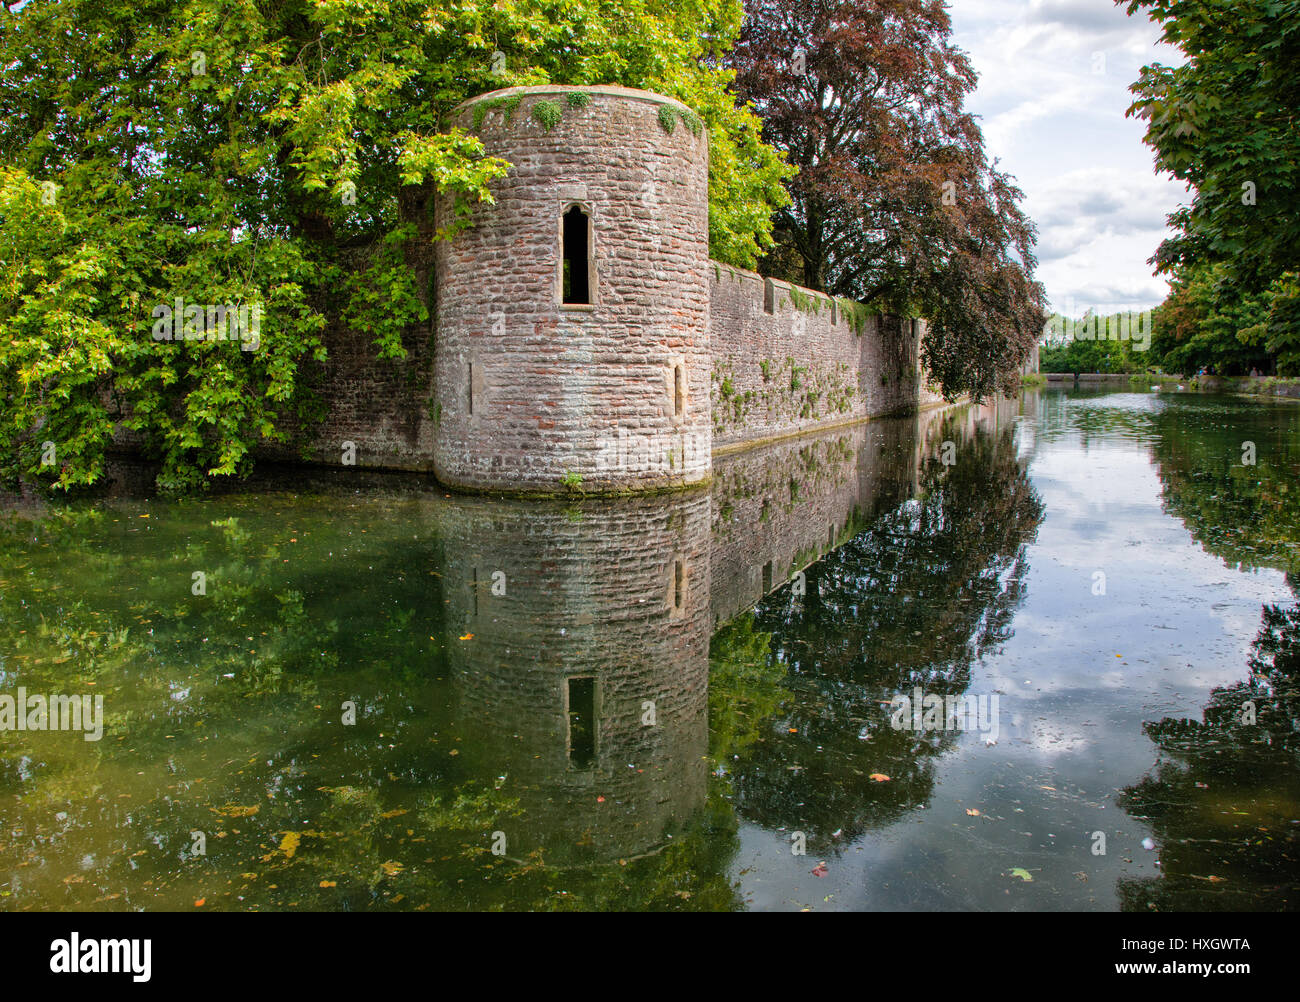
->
[[709, 398, 1023, 625], [439, 494, 711, 865], [433, 398, 1021, 863], [912, 394, 1022, 475], [710, 418, 919, 625]]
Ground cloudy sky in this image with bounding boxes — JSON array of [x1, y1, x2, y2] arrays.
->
[[949, 0, 1187, 315]]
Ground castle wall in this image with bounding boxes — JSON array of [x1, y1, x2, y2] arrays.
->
[[285, 321, 437, 471], [255, 85, 956, 490], [274, 257, 950, 478], [708, 264, 946, 452]]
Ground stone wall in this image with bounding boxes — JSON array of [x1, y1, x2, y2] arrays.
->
[[433, 86, 712, 494], [287, 319, 437, 472], [259, 85, 955, 490], [708, 263, 945, 452]]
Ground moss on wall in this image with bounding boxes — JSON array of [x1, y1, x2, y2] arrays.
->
[[711, 355, 859, 437], [531, 99, 563, 131]]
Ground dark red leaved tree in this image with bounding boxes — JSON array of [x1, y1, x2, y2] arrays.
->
[[730, 0, 1046, 397]]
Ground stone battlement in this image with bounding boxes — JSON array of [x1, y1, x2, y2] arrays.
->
[[283, 85, 947, 493]]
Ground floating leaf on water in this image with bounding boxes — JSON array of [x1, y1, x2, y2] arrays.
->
[[1008, 867, 1033, 882], [212, 804, 259, 818], [278, 832, 302, 859]]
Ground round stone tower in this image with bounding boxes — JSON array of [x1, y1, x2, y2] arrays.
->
[[434, 85, 711, 494]]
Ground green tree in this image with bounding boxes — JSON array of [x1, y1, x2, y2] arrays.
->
[[1124, 0, 1300, 375], [1149, 262, 1279, 374], [0, 0, 790, 489]]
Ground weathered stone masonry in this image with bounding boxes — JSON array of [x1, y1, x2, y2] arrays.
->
[[434, 85, 712, 494], [287, 85, 947, 492], [710, 265, 944, 453]]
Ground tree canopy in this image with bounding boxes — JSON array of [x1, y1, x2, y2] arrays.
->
[[730, 0, 1046, 399], [1122, 0, 1300, 375], [2, 0, 1048, 490]]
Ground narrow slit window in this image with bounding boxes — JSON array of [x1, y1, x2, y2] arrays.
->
[[562, 206, 590, 305], [674, 559, 684, 610], [467, 362, 474, 416], [673, 364, 685, 418], [567, 676, 596, 767], [762, 561, 773, 594]]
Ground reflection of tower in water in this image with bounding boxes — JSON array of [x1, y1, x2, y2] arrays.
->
[[440, 493, 711, 866]]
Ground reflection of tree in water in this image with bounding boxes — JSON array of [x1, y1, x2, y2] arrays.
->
[[1118, 596, 1300, 911], [1150, 398, 1300, 577], [713, 421, 1044, 853], [1117, 398, 1300, 909], [0, 493, 743, 910], [0, 497, 479, 908]]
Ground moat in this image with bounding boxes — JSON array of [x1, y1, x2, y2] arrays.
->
[[2, 388, 1298, 911]]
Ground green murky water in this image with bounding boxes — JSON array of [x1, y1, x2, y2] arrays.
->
[[2, 389, 1298, 911]]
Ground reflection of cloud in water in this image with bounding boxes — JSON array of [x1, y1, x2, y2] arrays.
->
[[1066, 392, 1167, 414], [1024, 719, 1094, 757]]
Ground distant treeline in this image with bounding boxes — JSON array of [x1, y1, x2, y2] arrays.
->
[[1041, 290, 1297, 376], [1039, 311, 1157, 374]]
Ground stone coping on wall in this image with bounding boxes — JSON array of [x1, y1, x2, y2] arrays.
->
[[453, 83, 696, 119], [710, 258, 920, 348], [710, 259, 849, 323]]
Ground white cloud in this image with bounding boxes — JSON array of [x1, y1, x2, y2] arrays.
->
[[950, 0, 1185, 313]]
